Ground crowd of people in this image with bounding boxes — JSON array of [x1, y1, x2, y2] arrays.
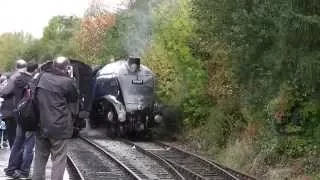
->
[[0, 57, 79, 180]]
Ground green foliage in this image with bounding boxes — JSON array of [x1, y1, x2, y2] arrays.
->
[[191, 0, 320, 176], [201, 107, 234, 149], [276, 137, 311, 158], [0, 32, 35, 70], [103, 0, 211, 126], [0, 0, 319, 177], [147, 0, 210, 127], [144, 43, 182, 104], [100, 25, 127, 61], [40, 16, 80, 61], [99, 12, 130, 62], [0, 15, 81, 69]]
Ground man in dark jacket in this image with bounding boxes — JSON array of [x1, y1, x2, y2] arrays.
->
[[32, 57, 79, 180], [0, 60, 27, 148], [4, 62, 38, 178]]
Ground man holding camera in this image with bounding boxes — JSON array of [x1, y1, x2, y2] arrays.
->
[[32, 57, 79, 180]]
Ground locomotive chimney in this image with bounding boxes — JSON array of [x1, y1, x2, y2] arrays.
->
[[128, 57, 140, 65], [128, 57, 141, 72]]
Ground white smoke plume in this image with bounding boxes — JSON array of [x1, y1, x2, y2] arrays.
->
[[122, 0, 160, 57]]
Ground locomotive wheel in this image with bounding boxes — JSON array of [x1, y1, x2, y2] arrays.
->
[[106, 106, 118, 139], [90, 100, 107, 128], [89, 112, 99, 129], [135, 129, 153, 140], [144, 129, 153, 140], [116, 124, 126, 138], [107, 124, 116, 139]]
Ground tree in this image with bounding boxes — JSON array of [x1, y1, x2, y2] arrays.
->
[[75, 0, 116, 64], [0, 32, 34, 71], [40, 16, 80, 62], [191, 0, 320, 161]]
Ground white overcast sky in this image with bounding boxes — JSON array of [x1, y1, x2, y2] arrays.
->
[[0, 0, 124, 38]]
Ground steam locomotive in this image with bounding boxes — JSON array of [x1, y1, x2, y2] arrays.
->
[[90, 57, 163, 137]]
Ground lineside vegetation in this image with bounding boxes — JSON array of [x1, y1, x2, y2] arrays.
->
[[0, 0, 319, 179]]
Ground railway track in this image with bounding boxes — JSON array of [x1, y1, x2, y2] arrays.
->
[[121, 140, 257, 180], [157, 141, 257, 180], [67, 154, 85, 180], [67, 138, 141, 180], [73, 130, 256, 180], [80, 136, 184, 180]]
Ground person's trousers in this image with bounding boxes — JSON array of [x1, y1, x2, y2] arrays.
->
[[3, 118, 16, 148], [0, 129, 7, 143], [32, 135, 68, 180], [0, 129, 8, 141], [3, 129, 7, 141], [6, 124, 35, 176]]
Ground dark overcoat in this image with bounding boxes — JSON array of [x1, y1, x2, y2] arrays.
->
[[36, 70, 78, 139]]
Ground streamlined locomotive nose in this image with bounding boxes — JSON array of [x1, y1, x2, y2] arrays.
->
[[91, 59, 161, 138]]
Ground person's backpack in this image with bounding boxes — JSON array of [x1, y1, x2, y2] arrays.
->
[[14, 73, 42, 131]]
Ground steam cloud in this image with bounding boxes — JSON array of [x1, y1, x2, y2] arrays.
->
[[122, 0, 159, 58]]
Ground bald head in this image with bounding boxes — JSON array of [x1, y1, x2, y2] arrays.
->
[[53, 56, 70, 71], [16, 59, 27, 70]]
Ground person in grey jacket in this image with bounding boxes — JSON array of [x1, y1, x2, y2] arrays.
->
[[32, 57, 79, 180], [0, 60, 27, 148]]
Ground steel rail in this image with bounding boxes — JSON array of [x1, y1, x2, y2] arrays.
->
[[163, 158, 207, 180], [123, 140, 212, 180], [120, 138, 186, 180], [66, 154, 85, 180], [157, 141, 257, 180], [80, 136, 143, 180], [118, 139, 185, 180]]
